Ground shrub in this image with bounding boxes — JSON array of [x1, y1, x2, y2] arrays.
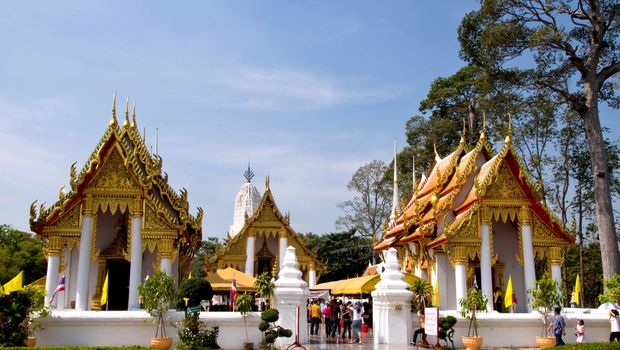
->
[[176, 311, 220, 350], [598, 274, 620, 305], [458, 287, 488, 337], [258, 308, 291, 349], [0, 285, 49, 346], [438, 316, 457, 348], [554, 343, 620, 350], [177, 278, 213, 311]]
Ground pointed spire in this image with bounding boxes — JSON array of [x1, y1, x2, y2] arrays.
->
[[480, 111, 487, 141], [460, 118, 467, 144], [505, 113, 512, 144], [244, 163, 255, 182], [434, 143, 441, 162], [412, 154, 416, 191], [265, 174, 270, 190], [131, 101, 137, 127], [390, 139, 400, 223], [110, 92, 118, 126], [123, 97, 130, 128]]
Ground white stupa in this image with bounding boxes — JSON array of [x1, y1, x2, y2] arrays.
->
[[228, 164, 262, 238]]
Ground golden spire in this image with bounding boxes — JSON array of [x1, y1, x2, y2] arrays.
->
[[480, 111, 487, 141], [505, 113, 512, 144], [123, 97, 130, 128], [110, 92, 118, 126], [460, 118, 467, 144], [434, 143, 441, 162], [265, 174, 270, 190], [131, 101, 137, 127]]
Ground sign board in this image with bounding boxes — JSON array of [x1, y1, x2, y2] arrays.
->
[[424, 307, 439, 336], [187, 306, 201, 314]]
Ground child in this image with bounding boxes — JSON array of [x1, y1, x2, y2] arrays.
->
[[611, 309, 620, 342], [575, 319, 585, 343]]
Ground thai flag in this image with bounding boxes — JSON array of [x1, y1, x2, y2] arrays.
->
[[49, 273, 65, 304], [230, 276, 237, 310]]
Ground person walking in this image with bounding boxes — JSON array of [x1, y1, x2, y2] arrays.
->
[[548, 307, 566, 346], [610, 309, 620, 342], [341, 301, 352, 341], [310, 300, 321, 336], [412, 309, 426, 345], [351, 301, 364, 344], [329, 299, 341, 338], [575, 319, 585, 343], [323, 301, 331, 338]]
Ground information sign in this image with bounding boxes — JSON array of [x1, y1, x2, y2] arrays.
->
[[424, 307, 439, 336]]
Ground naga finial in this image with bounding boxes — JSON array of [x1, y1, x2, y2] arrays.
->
[[131, 101, 137, 127], [123, 97, 130, 128], [244, 163, 255, 182], [69, 161, 77, 189], [110, 92, 118, 126], [30, 200, 37, 223], [58, 185, 66, 200], [505, 113, 512, 144], [434, 143, 441, 162]]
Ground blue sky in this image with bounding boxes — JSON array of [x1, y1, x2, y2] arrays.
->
[[0, 1, 616, 239]]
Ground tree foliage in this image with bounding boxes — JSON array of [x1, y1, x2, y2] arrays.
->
[[0, 225, 46, 285], [336, 160, 391, 238], [189, 237, 225, 279], [301, 231, 373, 283]]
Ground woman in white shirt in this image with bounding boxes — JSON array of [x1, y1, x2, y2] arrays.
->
[[351, 301, 364, 344]]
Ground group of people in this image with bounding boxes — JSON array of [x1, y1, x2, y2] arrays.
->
[[308, 298, 365, 344], [546, 307, 620, 346]]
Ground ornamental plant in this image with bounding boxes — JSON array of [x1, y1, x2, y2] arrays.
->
[[410, 279, 433, 310], [458, 287, 488, 337], [253, 272, 274, 310], [598, 274, 620, 305], [528, 275, 562, 337], [235, 293, 253, 344], [138, 271, 177, 339], [176, 310, 220, 350], [257, 309, 292, 349], [0, 285, 49, 346], [438, 316, 457, 348]]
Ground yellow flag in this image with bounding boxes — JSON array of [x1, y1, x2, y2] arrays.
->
[[504, 275, 513, 308], [100, 272, 109, 306], [3, 271, 23, 295], [433, 278, 440, 307], [572, 275, 580, 306], [188, 272, 192, 280]]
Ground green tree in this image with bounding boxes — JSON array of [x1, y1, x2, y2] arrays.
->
[[0, 225, 46, 285], [336, 160, 391, 238], [302, 231, 373, 283], [459, 0, 620, 280], [190, 237, 224, 279]]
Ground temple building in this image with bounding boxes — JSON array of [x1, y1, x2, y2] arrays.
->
[[207, 167, 323, 287], [374, 120, 574, 312], [29, 96, 202, 311]]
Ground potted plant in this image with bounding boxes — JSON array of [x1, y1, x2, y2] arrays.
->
[[235, 293, 254, 350], [438, 315, 457, 348], [23, 286, 49, 347], [177, 309, 220, 350], [458, 287, 488, 350], [528, 275, 562, 349], [253, 272, 274, 310], [138, 271, 177, 350], [257, 308, 292, 349]]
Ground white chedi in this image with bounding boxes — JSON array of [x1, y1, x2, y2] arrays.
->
[[228, 166, 261, 238]]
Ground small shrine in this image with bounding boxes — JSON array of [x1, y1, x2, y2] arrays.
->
[[207, 167, 324, 287], [29, 95, 202, 311], [374, 119, 574, 311]]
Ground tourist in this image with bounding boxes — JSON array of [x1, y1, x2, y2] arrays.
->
[[341, 301, 352, 341], [610, 309, 620, 342], [310, 300, 321, 336], [412, 309, 426, 345], [351, 301, 364, 344], [494, 287, 503, 312], [547, 306, 565, 346], [329, 299, 341, 338], [323, 301, 331, 337], [575, 319, 585, 343]]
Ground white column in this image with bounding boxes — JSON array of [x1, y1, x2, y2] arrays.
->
[[245, 235, 256, 276], [128, 216, 143, 310], [551, 264, 562, 285], [60, 246, 72, 310], [308, 266, 316, 288], [520, 207, 536, 311], [75, 215, 93, 311], [480, 223, 493, 311], [278, 235, 287, 270], [454, 261, 467, 311], [44, 253, 60, 306], [160, 258, 173, 276]]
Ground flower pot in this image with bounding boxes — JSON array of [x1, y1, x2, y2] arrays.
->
[[535, 336, 556, 349], [151, 337, 173, 350], [24, 336, 36, 347], [243, 342, 254, 350], [462, 335, 483, 350]]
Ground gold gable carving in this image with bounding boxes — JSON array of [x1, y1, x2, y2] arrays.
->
[[484, 163, 527, 203], [42, 204, 81, 234], [90, 148, 139, 191], [143, 204, 174, 234], [532, 214, 563, 246]]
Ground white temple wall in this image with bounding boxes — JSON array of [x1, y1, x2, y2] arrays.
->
[[68, 246, 79, 308], [494, 220, 527, 312], [445, 258, 456, 310], [435, 253, 455, 310]]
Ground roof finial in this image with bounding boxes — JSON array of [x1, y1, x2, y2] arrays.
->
[[412, 154, 416, 191], [434, 143, 441, 162], [460, 118, 467, 144], [131, 101, 137, 127], [123, 97, 130, 128], [505, 113, 512, 144], [244, 163, 255, 182], [265, 174, 270, 190], [110, 92, 118, 126], [480, 111, 487, 141], [390, 138, 400, 223]]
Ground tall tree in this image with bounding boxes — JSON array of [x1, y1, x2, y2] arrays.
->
[[0, 225, 46, 285], [459, 0, 620, 279], [336, 160, 391, 238]]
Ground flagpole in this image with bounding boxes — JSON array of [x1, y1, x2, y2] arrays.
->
[[106, 270, 109, 311]]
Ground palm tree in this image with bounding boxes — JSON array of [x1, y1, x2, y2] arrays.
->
[[254, 272, 275, 310], [411, 279, 433, 310]]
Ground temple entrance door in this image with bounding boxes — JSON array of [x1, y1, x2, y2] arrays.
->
[[106, 260, 130, 310]]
